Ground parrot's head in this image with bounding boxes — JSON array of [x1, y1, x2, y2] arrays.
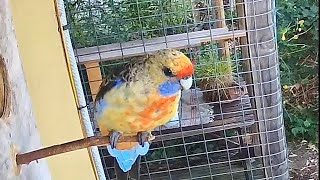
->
[[147, 49, 194, 93]]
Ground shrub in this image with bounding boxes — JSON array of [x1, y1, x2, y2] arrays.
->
[[276, 0, 319, 142]]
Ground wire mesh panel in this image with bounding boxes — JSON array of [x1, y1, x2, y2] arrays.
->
[[64, 0, 288, 179]]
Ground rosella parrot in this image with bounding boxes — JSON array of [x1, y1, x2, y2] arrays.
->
[[93, 49, 194, 179]]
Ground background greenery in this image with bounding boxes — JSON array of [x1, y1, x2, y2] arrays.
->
[[65, 0, 193, 48], [276, 0, 318, 143]]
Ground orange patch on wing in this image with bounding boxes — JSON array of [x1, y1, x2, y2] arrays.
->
[[154, 107, 172, 121], [141, 117, 153, 127], [139, 96, 176, 118], [136, 95, 177, 131]]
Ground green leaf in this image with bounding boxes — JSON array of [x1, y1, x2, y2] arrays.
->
[[310, 5, 318, 14], [291, 127, 301, 136], [304, 120, 312, 127]]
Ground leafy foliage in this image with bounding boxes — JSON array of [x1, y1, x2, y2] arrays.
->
[[276, 0, 319, 142], [65, 0, 192, 48]]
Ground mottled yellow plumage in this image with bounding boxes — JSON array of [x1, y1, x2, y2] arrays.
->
[[98, 89, 181, 136], [94, 49, 194, 151]]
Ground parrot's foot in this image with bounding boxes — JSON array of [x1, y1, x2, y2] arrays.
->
[[137, 132, 153, 147], [109, 131, 122, 149]]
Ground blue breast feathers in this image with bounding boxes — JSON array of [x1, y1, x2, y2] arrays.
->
[[159, 81, 181, 97], [107, 142, 150, 172]]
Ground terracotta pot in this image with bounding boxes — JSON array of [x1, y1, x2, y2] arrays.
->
[[199, 79, 246, 103]]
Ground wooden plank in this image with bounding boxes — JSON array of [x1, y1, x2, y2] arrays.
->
[[75, 28, 246, 63], [83, 62, 102, 100], [213, 110, 253, 120], [153, 116, 255, 142], [240, 0, 288, 179]]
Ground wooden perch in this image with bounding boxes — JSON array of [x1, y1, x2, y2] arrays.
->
[[16, 135, 139, 165]]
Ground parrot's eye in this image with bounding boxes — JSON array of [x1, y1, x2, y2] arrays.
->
[[163, 67, 174, 77]]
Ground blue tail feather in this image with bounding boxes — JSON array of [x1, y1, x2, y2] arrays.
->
[[107, 142, 150, 172]]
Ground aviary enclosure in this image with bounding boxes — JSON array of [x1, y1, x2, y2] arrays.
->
[[63, 0, 288, 179]]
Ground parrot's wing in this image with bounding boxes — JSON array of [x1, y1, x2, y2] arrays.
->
[[93, 63, 131, 123], [94, 57, 146, 102], [94, 65, 130, 102], [93, 58, 147, 129]]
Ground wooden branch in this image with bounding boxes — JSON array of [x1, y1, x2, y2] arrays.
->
[[16, 135, 138, 165]]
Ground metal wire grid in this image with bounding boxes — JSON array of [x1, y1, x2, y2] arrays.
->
[[64, 0, 288, 179]]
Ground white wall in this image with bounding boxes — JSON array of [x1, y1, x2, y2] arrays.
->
[[0, 0, 51, 179]]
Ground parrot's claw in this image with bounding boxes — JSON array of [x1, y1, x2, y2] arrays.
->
[[109, 131, 122, 149], [137, 132, 151, 147]]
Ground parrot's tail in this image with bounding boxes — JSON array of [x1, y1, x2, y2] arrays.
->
[[114, 155, 141, 180], [107, 142, 150, 179]]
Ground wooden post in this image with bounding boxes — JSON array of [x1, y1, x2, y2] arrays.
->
[[213, 0, 230, 58], [235, 0, 263, 159], [84, 62, 102, 100], [236, 0, 266, 177], [237, 0, 288, 179]]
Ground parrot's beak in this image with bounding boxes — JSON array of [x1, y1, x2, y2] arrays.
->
[[179, 76, 193, 90]]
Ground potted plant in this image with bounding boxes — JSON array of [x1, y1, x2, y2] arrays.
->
[[195, 43, 243, 103]]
